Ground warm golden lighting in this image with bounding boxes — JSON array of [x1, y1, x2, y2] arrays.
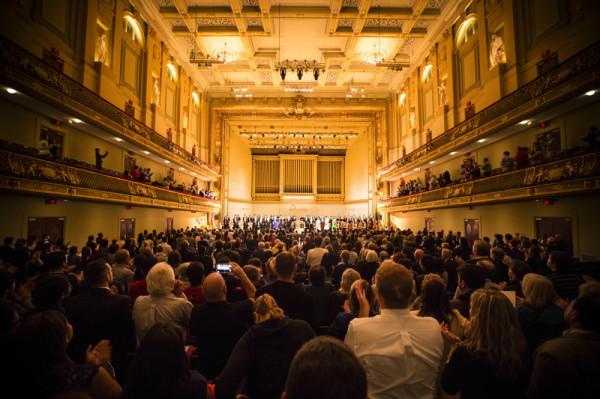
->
[[422, 64, 433, 83], [123, 12, 144, 45], [166, 60, 177, 81]]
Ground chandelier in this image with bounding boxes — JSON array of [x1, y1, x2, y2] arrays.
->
[[363, 44, 388, 65], [212, 41, 237, 64]]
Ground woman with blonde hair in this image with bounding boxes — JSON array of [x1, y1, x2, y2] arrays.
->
[[328, 268, 361, 322], [517, 273, 566, 351], [441, 288, 529, 399], [216, 294, 315, 399]]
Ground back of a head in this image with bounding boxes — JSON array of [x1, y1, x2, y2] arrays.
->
[[457, 265, 486, 290], [32, 275, 70, 308], [243, 265, 260, 284], [522, 274, 556, 308], [84, 260, 109, 287], [419, 279, 451, 324], [126, 322, 189, 399], [466, 288, 526, 378], [186, 262, 205, 286], [550, 250, 572, 272], [254, 293, 284, 323], [114, 249, 130, 265], [202, 272, 226, 302], [275, 251, 296, 279], [17, 310, 69, 367], [375, 261, 413, 309], [473, 240, 491, 257], [573, 292, 600, 334], [340, 268, 361, 294], [365, 250, 378, 263], [309, 265, 326, 286], [285, 336, 367, 399], [509, 260, 531, 281], [146, 262, 175, 296], [42, 251, 66, 271]]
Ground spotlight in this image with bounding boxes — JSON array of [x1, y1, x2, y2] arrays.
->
[[280, 67, 286, 80], [297, 67, 303, 80], [6, 88, 17, 94], [313, 68, 320, 80]]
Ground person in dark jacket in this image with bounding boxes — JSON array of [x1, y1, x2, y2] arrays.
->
[[65, 260, 135, 383], [215, 294, 315, 399]]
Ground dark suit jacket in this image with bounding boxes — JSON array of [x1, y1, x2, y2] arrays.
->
[[256, 280, 315, 328], [65, 287, 135, 383], [529, 329, 600, 399]]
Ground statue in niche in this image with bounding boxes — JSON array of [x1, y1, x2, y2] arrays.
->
[[490, 34, 507, 67], [409, 109, 416, 129], [152, 78, 160, 106], [96, 33, 108, 64], [438, 81, 448, 106]]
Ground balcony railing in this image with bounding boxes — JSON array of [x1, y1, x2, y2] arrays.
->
[[0, 148, 220, 213], [0, 34, 219, 180], [378, 150, 600, 212], [379, 39, 600, 180]]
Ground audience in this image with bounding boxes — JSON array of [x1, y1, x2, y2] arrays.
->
[[0, 223, 597, 399]]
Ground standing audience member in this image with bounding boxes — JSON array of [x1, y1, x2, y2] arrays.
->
[[328, 279, 375, 340], [529, 290, 600, 398], [122, 322, 206, 399], [188, 265, 254, 380], [215, 294, 315, 399], [13, 310, 122, 399], [132, 262, 192, 341], [546, 250, 583, 301], [345, 261, 444, 399], [65, 260, 135, 383], [111, 249, 133, 294], [452, 265, 486, 318], [183, 262, 206, 305], [517, 273, 567, 351], [305, 265, 332, 329], [441, 288, 529, 399]]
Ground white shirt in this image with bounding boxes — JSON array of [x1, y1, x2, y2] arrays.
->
[[306, 247, 328, 267], [345, 309, 444, 399], [133, 293, 192, 342]]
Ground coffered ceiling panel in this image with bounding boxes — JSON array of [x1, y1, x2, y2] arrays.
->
[[138, 0, 459, 96]]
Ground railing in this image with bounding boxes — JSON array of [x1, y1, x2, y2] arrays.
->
[[379, 150, 600, 211], [379, 39, 600, 179], [0, 34, 219, 178], [0, 148, 220, 212]]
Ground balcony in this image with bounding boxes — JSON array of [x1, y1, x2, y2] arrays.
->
[[0, 147, 220, 213], [0, 34, 219, 182], [378, 150, 600, 213], [379, 40, 600, 181]]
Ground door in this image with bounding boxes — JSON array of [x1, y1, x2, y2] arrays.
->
[[27, 217, 65, 243], [464, 218, 480, 246], [166, 217, 174, 232], [119, 218, 135, 240], [535, 217, 573, 255]]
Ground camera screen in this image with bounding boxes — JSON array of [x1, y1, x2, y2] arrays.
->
[[216, 263, 232, 273]]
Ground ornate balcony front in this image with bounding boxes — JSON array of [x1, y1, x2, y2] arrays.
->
[[378, 150, 600, 213], [0, 148, 220, 214], [378, 40, 600, 182], [0, 35, 219, 182]]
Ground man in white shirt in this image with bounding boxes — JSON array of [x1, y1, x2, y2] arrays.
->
[[345, 260, 444, 399], [306, 236, 328, 267]]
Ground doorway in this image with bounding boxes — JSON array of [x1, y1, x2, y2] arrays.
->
[[119, 218, 136, 240], [534, 217, 573, 255], [27, 217, 65, 243]]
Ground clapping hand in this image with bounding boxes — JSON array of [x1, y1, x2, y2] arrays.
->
[[356, 284, 370, 318], [86, 339, 112, 366]]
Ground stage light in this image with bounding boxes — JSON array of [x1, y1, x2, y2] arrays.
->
[[585, 90, 596, 96], [477, 138, 487, 143]]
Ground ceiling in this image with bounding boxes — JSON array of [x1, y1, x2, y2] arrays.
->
[[136, 0, 461, 97]]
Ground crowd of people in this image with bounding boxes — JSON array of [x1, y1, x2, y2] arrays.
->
[[0, 224, 599, 399], [393, 127, 598, 198], [222, 215, 379, 232]]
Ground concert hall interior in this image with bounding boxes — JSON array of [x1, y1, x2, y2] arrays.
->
[[1, 0, 600, 397]]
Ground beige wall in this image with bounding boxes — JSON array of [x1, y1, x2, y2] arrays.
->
[[345, 131, 370, 203], [0, 193, 207, 248], [388, 193, 600, 260]]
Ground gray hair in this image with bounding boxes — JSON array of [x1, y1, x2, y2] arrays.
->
[[146, 262, 175, 296]]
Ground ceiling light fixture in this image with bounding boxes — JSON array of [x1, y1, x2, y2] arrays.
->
[[232, 87, 252, 98], [5, 87, 17, 94], [519, 119, 532, 125], [450, 151, 458, 155], [414, 167, 420, 171], [585, 89, 597, 96], [284, 86, 314, 93], [212, 41, 237, 64], [429, 160, 435, 164], [164, 160, 170, 163], [477, 138, 486, 143], [114, 137, 123, 142], [70, 118, 83, 124], [143, 150, 150, 154]]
